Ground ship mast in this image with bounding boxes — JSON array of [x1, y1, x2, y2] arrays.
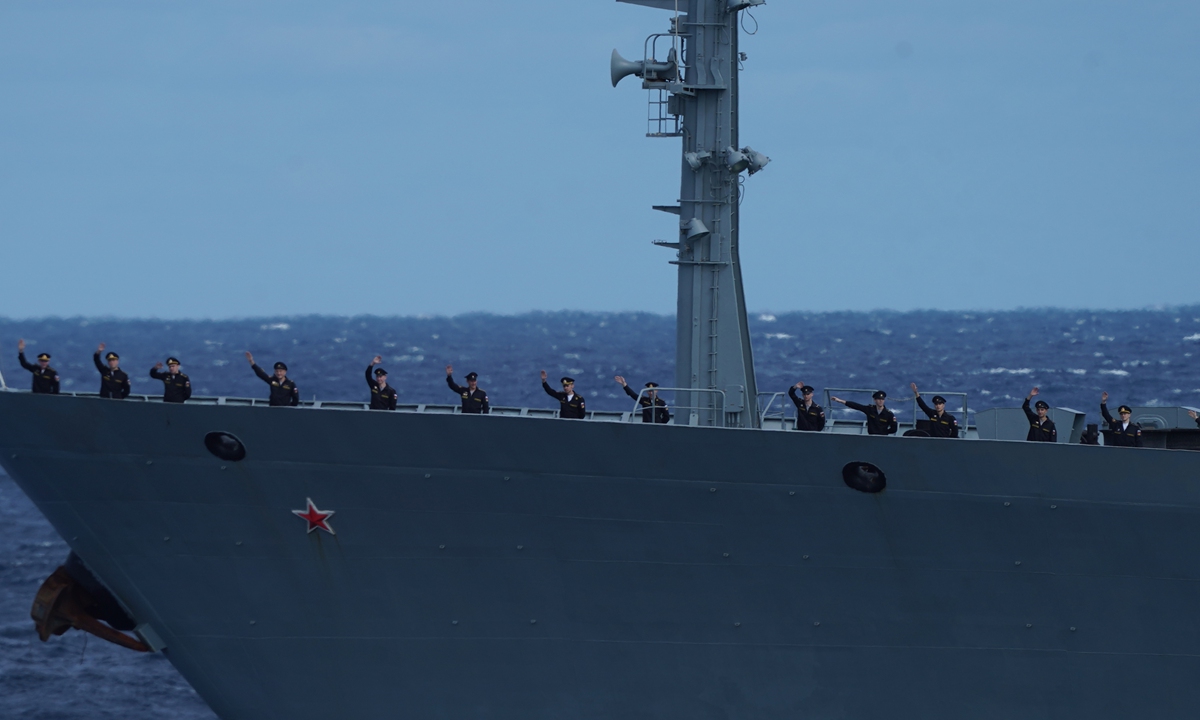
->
[[612, 0, 769, 429]]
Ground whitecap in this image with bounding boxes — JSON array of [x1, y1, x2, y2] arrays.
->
[[764, 333, 793, 340], [1067, 368, 1087, 375], [983, 368, 1033, 375], [1184, 333, 1200, 341], [758, 314, 777, 322], [564, 353, 581, 359], [261, 323, 290, 331], [1099, 369, 1130, 376]]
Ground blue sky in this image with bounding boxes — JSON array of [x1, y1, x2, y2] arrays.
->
[[1, 1, 1197, 318]]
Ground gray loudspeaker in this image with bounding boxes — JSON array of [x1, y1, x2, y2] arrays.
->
[[681, 217, 710, 242], [724, 146, 750, 173], [611, 50, 645, 87]]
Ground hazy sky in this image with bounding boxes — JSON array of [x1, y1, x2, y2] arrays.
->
[[1, 1, 1197, 318]]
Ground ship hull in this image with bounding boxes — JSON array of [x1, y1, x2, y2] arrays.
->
[[2, 391, 1199, 719]]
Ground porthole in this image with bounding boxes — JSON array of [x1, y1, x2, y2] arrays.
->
[[204, 432, 246, 462], [842, 462, 886, 493]]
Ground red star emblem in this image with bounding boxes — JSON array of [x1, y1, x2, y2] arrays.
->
[[292, 498, 335, 535]]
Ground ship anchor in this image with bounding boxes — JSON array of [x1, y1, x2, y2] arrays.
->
[[30, 565, 150, 653]]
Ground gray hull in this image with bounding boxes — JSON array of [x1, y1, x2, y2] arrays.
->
[[2, 391, 1200, 719]]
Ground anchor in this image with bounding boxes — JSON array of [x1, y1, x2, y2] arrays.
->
[[30, 561, 150, 653]]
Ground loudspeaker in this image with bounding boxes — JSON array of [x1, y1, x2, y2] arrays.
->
[[724, 146, 750, 173], [681, 217, 710, 242], [611, 50, 645, 87]]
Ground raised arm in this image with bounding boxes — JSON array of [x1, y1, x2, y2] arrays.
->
[[915, 395, 936, 419], [842, 399, 870, 414], [149, 363, 165, 380], [250, 364, 272, 384], [542, 381, 564, 401], [93, 347, 106, 374], [1021, 391, 1038, 423]]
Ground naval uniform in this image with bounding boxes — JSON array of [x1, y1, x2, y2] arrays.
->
[[1021, 398, 1057, 442], [1100, 403, 1142, 447], [366, 366, 398, 410], [447, 376, 489, 414], [623, 384, 669, 424], [843, 401, 898, 436], [787, 387, 826, 432], [93, 353, 131, 399], [18, 353, 60, 394], [916, 396, 959, 438], [149, 368, 191, 403], [543, 382, 586, 419], [252, 364, 299, 406]]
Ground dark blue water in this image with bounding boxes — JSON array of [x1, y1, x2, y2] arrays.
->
[[1, 308, 1198, 718]]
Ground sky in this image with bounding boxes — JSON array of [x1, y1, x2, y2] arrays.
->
[[1, 0, 1198, 319]]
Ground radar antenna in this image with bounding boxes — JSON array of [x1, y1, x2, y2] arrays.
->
[[613, 0, 770, 428]]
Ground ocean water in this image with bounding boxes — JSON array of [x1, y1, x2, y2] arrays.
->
[[1, 308, 1199, 718]]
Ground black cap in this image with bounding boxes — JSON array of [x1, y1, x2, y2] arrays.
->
[[872, 390, 886, 400], [166, 357, 181, 365], [799, 385, 815, 394], [36, 353, 51, 361], [105, 352, 119, 361], [274, 362, 287, 371], [465, 372, 478, 381], [374, 367, 388, 376], [645, 381, 659, 388], [1035, 400, 1049, 410], [561, 376, 575, 385], [1118, 405, 1133, 414], [931, 395, 947, 405]]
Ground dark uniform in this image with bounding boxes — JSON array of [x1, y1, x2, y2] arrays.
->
[[544, 377, 586, 419], [149, 359, 191, 403], [18, 352, 60, 394], [1021, 398, 1057, 442], [252, 362, 299, 407], [1100, 403, 1142, 447], [916, 395, 959, 438], [844, 392, 898, 435], [1195, 415, 1200, 429], [447, 373, 489, 414], [94, 352, 131, 399], [367, 365, 398, 410], [787, 385, 826, 432], [623, 382, 669, 424]]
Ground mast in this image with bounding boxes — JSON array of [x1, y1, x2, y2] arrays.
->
[[612, 0, 769, 429]]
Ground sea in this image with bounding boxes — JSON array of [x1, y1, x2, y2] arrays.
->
[[2, 308, 1199, 719]]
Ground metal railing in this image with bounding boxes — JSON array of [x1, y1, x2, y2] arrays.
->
[[757, 391, 789, 429], [626, 387, 728, 427]]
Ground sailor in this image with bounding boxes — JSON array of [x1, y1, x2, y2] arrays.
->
[[1190, 410, 1199, 428], [1021, 387, 1057, 442], [93, 343, 131, 399], [367, 356, 398, 410], [149, 357, 191, 403], [245, 352, 299, 407], [615, 376, 669, 424], [911, 383, 959, 438], [541, 370, 586, 419], [16, 339, 60, 394], [830, 390, 898, 435], [1100, 392, 1141, 447], [446, 365, 489, 414], [787, 381, 826, 431]]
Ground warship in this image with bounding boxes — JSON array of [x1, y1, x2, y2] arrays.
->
[[4, 1, 1200, 718]]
